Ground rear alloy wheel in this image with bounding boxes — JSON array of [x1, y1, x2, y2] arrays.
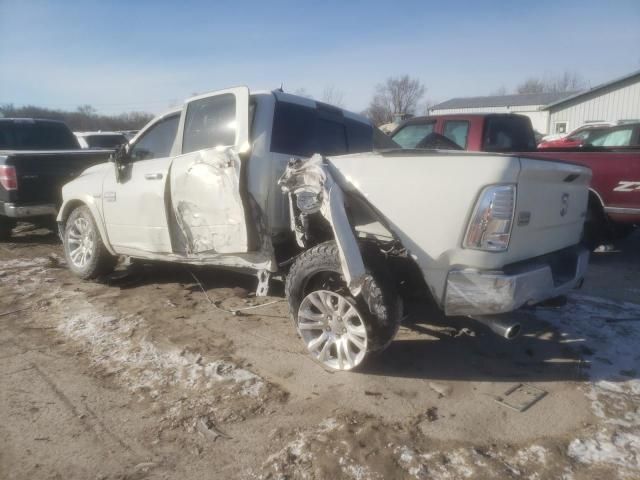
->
[[286, 241, 400, 371], [298, 290, 368, 370], [64, 206, 116, 279]]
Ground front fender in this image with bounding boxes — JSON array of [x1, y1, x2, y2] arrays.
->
[[57, 194, 116, 256]]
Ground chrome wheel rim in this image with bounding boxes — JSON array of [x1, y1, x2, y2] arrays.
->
[[67, 216, 94, 268], [297, 290, 368, 370]]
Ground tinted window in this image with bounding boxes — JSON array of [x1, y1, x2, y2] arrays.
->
[[271, 101, 373, 157], [183, 94, 236, 154], [84, 134, 127, 149], [483, 116, 536, 152], [443, 120, 469, 149], [130, 115, 179, 161], [392, 123, 435, 148], [0, 120, 79, 150]]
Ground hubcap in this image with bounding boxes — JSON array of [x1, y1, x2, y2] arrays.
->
[[67, 216, 94, 268], [297, 290, 367, 370]]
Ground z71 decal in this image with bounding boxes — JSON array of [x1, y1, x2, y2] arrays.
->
[[613, 181, 640, 192]]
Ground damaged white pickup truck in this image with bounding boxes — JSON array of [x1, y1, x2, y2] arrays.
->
[[58, 87, 591, 370]]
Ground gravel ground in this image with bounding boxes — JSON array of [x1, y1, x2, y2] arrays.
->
[[1, 224, 639, 479]]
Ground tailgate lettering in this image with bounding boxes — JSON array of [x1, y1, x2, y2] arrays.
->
[[613, 181, 640, 192]]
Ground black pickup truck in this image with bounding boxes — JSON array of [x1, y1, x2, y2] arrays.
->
[[0, 118, 112, 239]]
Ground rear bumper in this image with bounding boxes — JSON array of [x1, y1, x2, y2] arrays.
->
[[444, 245, 589, 316], [1, 202, 57, 218]]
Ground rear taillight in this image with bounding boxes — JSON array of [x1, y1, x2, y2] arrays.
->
[[0, 165, 18, 191], [464, 184, 516, 252]]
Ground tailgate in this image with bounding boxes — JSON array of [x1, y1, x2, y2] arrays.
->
[[509, 157, 591, 259], [4, 150, 111, 205]]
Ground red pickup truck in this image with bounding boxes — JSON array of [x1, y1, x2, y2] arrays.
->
[[391, 114, 640, 245]]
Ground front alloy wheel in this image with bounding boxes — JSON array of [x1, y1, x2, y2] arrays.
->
[[297, 290, 368, 370], [67, 216, 95, 269], [63, 206, 116, 279]]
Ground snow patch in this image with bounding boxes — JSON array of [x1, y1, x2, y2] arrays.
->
[[57, 302, 265, 397], [536, 294, 640, 473]]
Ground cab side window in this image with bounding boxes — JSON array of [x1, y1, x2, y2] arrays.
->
[[130, 115, 180, 161]]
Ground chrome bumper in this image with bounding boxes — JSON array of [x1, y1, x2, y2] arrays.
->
[[444, 246, 589, 316], [1, 202, 58, 218]]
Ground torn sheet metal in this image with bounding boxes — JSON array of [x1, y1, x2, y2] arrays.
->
[[170, 147, 248, 254], [279, 154, 366, 294]]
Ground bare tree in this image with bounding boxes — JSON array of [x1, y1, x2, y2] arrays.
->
[[516, 71, 586, 94], [552, 71, 586, 92], [516, 78, 547, 94], [365, 75, 425, 125], [0, 104, 154, 131], [422, 99, 437, 115], [320, 85, 345, 107]]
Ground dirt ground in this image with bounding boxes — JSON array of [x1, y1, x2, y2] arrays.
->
[[1, 224, 639, 480]]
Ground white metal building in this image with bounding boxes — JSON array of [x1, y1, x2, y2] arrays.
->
[[544, 70, 640, 135], [428, 69, 640, 135]]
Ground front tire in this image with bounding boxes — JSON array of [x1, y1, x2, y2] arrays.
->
[[285, 241, 400, 371], [63, 206, 116, 279]]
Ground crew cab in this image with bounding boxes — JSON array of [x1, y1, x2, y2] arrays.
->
[[57, 88, 591, 371], [0, 118, 112, 239], [391, 113, 640, 245]]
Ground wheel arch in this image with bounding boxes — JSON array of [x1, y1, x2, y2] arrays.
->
[[588, 188, 606, 216], [58, 196, 116, 255]]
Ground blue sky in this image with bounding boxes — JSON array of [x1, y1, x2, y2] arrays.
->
[[1, 0, 639, 115]]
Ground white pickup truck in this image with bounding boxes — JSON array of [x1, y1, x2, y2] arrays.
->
[[58, 87, 591, 371]]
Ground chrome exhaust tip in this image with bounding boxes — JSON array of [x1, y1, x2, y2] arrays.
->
[[469, 314, 522, 340]]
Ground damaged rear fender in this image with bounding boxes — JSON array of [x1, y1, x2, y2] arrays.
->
[[279, 154, 367, 295]]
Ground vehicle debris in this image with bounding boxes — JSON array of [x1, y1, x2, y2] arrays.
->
[[495, 384, 548, 412]]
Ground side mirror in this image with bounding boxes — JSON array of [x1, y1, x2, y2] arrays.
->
[[111, 143, 130, 163], [112, 144, 131, 182]]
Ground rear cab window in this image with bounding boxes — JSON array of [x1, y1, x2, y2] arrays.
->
[[443, 120, 469, 149], [270, 100, 373, 157], [0, 120, 80, 150], [391, 122, 436, 148], [482, 116, 536, 152]]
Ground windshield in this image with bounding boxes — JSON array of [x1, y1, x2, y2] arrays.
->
[[391, 123, 435, 148], [0, 120, 80, 150]]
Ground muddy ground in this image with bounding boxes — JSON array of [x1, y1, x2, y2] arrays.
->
[[1, 224, 639, 480]]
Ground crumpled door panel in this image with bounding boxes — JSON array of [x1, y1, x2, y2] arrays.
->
[[170, 147, 248, 254]]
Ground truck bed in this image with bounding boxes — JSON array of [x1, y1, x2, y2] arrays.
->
[[0, 149, 112, 207]]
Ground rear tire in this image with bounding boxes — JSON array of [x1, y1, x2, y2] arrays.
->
[[285, 241, 401, 370], [63, 206, 116, 279]]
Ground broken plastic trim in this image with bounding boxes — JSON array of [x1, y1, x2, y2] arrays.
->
[[279, 154, 366, 295]]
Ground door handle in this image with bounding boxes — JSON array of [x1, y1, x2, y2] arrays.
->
[[144, 173, 163, 180]]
